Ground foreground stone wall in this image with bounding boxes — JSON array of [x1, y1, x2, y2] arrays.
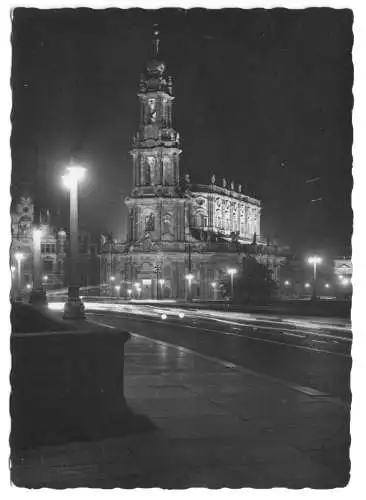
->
[[10, 321, 130, 451]]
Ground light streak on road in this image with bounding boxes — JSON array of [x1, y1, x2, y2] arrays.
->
[[47, 300, 351, 345]]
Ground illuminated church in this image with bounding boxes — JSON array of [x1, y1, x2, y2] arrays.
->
[[100, 30, 284, 299]]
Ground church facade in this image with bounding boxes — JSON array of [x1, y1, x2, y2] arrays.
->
[[100, 32, 285, 300]]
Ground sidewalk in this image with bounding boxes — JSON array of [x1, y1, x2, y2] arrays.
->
[[11, 331, 350, 488]]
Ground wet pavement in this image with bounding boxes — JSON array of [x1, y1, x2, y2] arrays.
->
[[87, 310, 352, 403], [11, 328, 350, 489]]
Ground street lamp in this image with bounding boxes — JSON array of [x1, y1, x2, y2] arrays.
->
[[109, 276, 116, 297], [159, 278, 165, 299], [153, 263, 162, 300], [14, 252, 24, 298], [127, 288, 132, 299], [307, 255, 322, 301], [185, 273, 194, 302], [62, 165, 86, 319], [304, 282, 311, 289], [29, 228, 48, 307], [115, 285, 121, 297], [227, 268, 237, 300], [211, 281, 217, 300]]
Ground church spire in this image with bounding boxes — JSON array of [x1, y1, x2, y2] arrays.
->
[[152, 24, 160, 58]]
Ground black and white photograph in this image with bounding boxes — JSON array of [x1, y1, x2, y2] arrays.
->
[[5, 2, 360, 491]]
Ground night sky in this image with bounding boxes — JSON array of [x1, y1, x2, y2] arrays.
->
[[11, 8, 353, 257]]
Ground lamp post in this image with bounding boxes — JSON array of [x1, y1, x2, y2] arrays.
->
[[133, 282, 141, 299], [127, 288, 132, 300], [159, 278, 165, 299], [29, 228, 48, 307], [211, 281, 217, 300], [10, 265, 16, 298], [115, 285, 121, 298], [153, 263, 162, 300], [109, 276, 116, 297], [14, 252, 24, 299], [185, 273, 194, 302], [307, 256, 322, 301], [227, 268, 237, 301], [62, 165, 86, 319]]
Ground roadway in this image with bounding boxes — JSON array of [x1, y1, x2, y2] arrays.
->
[[49, 300, 352, 405]]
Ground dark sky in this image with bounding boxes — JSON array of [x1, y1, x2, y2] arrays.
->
[[11, 7, 353, 257]]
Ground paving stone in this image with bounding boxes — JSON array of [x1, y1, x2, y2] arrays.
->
[[11, 330, 350, 489]]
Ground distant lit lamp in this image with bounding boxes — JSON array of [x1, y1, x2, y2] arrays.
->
[[211, 281, 218, 300], [62, 165, 86, 319], [29, 228, 48, 307], [307, 256, 323, 301], [284, 280, 291, 287], [227, 268, 237, 300], [110, 276, 116, 282], [304, 282, 311, 289], [115, 284, 121, 297], [324, 283, 331, 289], [185, 273, 194, 302], [127, 288, 132, 299], [14, 252, 24, 297]]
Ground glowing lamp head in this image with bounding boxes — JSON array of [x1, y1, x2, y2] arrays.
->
[[110, 276, 116, 282], [211, 282, 217, 288], [42, 275, 48, 281], [62, 166, 86, 189], [14, 252, 24, 262], [159, 279, 165, 285], [26, 284, 32, 290], [308, 256, 322, 265], [127, 289, 132, 295], [161, 313, 167, 320], [185, 274, 194, 281], [324, 283, 330, 289], [284, 280, 290, 286], [304, 282, 310, 288], [178, 312, 185, 319], [115, 285, 121, 291], [228, 268, 237, 276]]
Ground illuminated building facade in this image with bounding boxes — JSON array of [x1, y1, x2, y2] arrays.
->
[[100, 31, 285, 299], [10, 194, 100, 294]]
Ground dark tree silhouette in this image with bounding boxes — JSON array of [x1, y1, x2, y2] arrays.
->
[[234, 257, 278, 303]]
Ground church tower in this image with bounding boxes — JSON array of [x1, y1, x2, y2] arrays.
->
[[125, 28, 185, 244]]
